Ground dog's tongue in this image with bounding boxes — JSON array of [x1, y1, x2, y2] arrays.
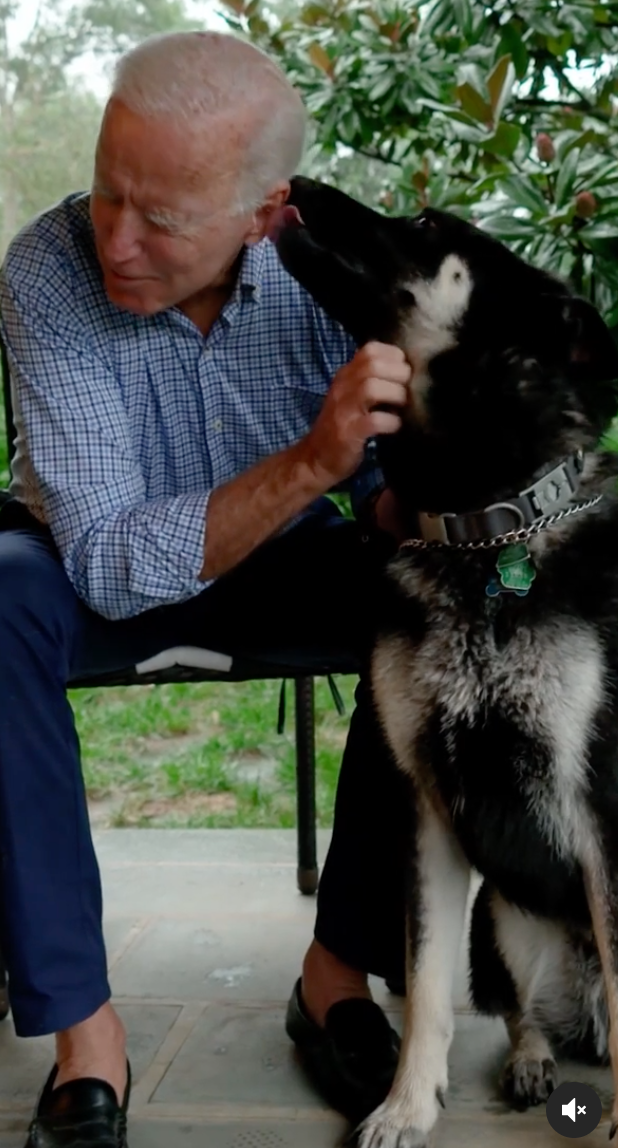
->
[[266, 203, 304, 243]]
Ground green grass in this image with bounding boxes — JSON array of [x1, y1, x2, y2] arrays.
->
[[71, 676, 358, 829]]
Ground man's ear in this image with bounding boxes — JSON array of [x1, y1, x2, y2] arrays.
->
[[245, 180, 291, 245]]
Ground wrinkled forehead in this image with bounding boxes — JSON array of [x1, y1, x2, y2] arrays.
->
[[95, 98, 247, 205]]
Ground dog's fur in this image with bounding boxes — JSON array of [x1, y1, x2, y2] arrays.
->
[[273, 177, 618, 1147]]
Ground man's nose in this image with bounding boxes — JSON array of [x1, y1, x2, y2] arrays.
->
[[105, 207, 141, 261]]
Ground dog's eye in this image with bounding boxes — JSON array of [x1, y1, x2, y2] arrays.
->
[[414, 214, 436, 229]]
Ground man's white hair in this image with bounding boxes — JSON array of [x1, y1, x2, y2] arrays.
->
[[110, 31, 306, 214]]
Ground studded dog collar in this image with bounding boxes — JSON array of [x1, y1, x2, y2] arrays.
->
[[409, 452, 589, 548]]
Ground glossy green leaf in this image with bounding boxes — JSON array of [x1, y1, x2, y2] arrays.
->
[[482, 121, 521, 157], [498, 175, 548, 215], [487, 55, 516, 121], [547, 30, 573, 55], [456, 81, 492, 122], [452, 0, 473, 38], [478, 214, 538, 240], [554, 147, 580, 208], [497, 22, 529, 78]]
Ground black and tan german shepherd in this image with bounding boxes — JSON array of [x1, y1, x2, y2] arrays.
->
[[272, 177, 618, 1147]]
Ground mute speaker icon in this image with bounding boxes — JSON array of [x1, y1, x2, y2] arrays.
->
[[562, 1098, 577, 1122], [547, 1080, 601, 1136]]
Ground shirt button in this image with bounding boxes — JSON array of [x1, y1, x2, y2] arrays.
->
[[213, 418, 223, 431]]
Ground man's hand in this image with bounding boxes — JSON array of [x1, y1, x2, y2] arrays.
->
[[200, 342, 410, 582], [300, 342, 411, 487]]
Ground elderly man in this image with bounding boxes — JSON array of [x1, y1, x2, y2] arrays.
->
[[0, 30, 411, 1148]]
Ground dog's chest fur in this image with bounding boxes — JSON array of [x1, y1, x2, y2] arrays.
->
[[372, 558, 606, 871]]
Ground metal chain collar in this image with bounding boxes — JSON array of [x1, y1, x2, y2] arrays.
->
[[398, 493, 604, 553]]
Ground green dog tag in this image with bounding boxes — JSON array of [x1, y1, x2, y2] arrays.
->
[[496, 543, 536, 593]]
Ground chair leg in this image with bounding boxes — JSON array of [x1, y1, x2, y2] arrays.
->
[[0, 948, 8, 1021], [294, 676, 319, 895]]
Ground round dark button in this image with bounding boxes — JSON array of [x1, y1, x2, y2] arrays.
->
[[546, 1081, 603, 1138]]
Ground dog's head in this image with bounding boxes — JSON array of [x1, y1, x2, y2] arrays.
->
[[271, 176, 618, 514]]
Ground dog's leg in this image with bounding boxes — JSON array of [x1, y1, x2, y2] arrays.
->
[[490, 892, 561, 1108], [503, 1013, 558, 1108], [581, 844, 618, 1139], [357, 798, 471, 1148]]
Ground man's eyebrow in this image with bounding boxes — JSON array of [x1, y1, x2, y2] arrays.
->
[[145, 205, 187, 222], [93, 185, 195, 228], [144, 205, 199, 233]]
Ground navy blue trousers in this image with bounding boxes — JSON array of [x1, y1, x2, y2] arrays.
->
[[0, 499, 408, 1037]]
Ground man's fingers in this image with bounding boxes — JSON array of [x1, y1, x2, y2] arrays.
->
[[361, 358, 411, 384], [365, 411, 403, 437], [361, 340, 408, 362], [357, 342, 412, 381], [361, 379, 409, 411]]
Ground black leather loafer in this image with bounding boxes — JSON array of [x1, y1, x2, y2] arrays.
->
[[286, 978, 400, 1124], [25, 1061, 131, 1147]]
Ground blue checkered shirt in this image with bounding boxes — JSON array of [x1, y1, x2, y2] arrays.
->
[[0, 193, 382, 620]]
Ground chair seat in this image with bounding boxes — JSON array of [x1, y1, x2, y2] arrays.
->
[[0, 490, 359, 687], [69, 646, 359, 688], [136, 645, 233, 674]]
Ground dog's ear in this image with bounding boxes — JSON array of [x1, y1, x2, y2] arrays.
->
[[550, 294, 618, 384], [537, 293, 618, 432]]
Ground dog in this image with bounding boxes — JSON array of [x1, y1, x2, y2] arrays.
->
[[271, 176, 618, 1147]]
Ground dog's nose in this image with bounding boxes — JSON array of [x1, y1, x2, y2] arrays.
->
[[266, 204, 304, 243]]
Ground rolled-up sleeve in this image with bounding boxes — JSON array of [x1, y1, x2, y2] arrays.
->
[[0, 250, 210, 620]]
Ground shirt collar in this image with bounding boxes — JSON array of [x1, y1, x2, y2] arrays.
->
[[233, 239, 267, 304]]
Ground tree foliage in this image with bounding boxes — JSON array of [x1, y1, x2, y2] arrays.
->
[[0, 0, 199, 255], [1, 0, 617, 326], [222, 0, 618, 327]]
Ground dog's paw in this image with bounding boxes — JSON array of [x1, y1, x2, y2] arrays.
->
[[503, 1053, 557, 1109], [352, 1088, 443, 1148], [353, 1111, 429, 1148]]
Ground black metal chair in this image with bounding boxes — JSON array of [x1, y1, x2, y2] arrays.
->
[[0, 959, 7, 1021], [0, 333, 358, 1021]]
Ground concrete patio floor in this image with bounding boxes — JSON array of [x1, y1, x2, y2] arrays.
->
[[0, 828, 613, 1147]]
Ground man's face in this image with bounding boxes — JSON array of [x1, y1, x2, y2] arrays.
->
[[90, 99, 270, 317]]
